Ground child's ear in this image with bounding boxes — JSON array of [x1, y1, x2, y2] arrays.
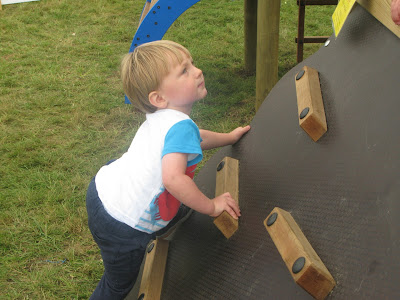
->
[[148, 91, 168, 109]]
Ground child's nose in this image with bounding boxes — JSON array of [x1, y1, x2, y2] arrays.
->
[[194, 66, 203, 78]]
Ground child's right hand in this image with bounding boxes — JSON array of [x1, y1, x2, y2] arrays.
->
[[210, 192, 241, 219], [392, 0, 400, 25], [228, 125, 251, 145]]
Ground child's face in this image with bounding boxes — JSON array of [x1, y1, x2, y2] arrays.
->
[[157, 54, 207, 114]]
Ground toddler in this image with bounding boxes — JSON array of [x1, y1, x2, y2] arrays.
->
[[86, 40, 250, 299]]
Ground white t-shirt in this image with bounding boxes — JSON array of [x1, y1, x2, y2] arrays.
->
[[95, 109, 203, 233]]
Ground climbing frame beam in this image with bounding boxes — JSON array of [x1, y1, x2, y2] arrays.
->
[[138, 0, 158, 27], [356, 0, 400, 38]]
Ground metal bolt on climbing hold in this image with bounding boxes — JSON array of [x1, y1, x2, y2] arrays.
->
[[296, 70, 305, 80], [147, 242, 154, 253], [292, 257, 306, 274], [300, 107, 310, 119], [217, 161, 225, 172], [324, 39, 330, 47], [267, 212, 278, 226]]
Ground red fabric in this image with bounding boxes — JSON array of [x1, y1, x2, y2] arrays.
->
[[157, 164, 197, 221]]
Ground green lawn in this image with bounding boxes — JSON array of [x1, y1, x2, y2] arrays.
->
[[0, 0, 335, 298]]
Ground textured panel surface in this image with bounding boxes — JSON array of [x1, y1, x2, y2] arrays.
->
[[161, 5, 400, 299]]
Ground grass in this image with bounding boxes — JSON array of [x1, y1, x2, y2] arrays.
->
[[0, 0, 335, 298]]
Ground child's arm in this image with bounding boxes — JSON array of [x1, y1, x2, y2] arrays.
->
[[200, 125, 250, 150], [162, 152, 241, 219]]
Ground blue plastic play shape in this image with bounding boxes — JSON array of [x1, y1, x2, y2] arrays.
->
[[125, 0, 201, 104]]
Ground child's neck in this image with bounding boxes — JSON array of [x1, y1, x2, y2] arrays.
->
[[162, 105, 192, 116]]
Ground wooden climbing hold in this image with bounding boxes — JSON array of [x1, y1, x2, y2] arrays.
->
[[264, 207, 335, 300], [213, 157, 239, 239], [138, 239, 169, 300], [295, 66, 327, 142]]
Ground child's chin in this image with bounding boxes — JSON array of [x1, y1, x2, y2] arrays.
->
[[201, 89, 208, 98]]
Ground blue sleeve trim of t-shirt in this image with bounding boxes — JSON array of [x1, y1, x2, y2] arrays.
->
[[162, 119, 203, 166]]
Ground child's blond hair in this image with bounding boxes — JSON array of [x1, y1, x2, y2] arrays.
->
[[121, 40, 192, 113]]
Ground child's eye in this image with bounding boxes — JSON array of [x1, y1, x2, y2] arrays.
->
[[182, 68, 187, 74]]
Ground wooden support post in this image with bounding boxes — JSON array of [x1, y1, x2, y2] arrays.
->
[[138, 239, 169, 300], [295, 66, 327, 142], [255, 0, 280, 111], [244, 0, 257, 73], [0, 0, 2, 11], [213, 157, 239, 239], [264, 207, 335, 300], [297, 0, 306, 63]]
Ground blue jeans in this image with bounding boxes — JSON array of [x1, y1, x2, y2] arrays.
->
[[86, 176, 189, 300]]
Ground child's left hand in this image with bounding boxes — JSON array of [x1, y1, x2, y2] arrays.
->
[[229, 125, 251, 144]]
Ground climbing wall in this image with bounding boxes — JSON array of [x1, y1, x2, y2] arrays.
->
[[160, 4, 400, 299]]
